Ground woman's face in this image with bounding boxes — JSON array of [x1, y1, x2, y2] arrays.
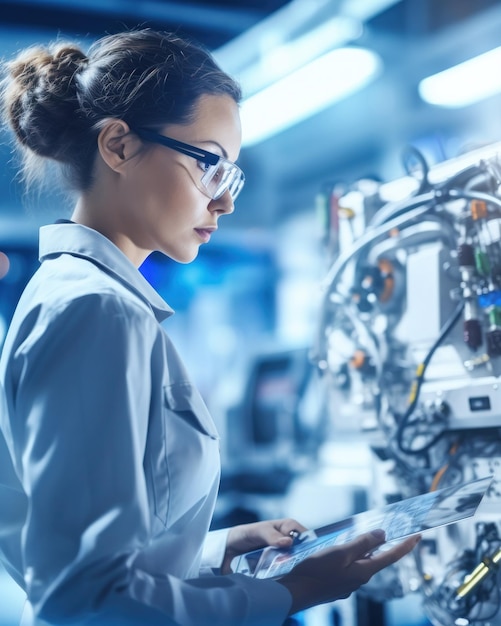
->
[[115, 93, 242, 266]]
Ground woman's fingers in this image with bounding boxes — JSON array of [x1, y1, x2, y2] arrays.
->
[[271, 519, 309, 547], [337, 529, 387, 562], [364, 534, 421, 571], [279, 530, 421, 615], [313, 529, 420, 570]]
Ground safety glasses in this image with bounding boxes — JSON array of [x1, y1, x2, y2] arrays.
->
[[134, 128, 245, 202]]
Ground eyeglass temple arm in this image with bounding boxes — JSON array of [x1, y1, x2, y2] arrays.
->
[[134, 128, 219, 165]]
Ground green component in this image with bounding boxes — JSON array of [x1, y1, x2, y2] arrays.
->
[[475, 249, 491, 276], [488, 307, 501, 327]]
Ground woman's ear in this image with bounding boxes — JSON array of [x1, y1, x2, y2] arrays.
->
[[97, 120, 140, 173]]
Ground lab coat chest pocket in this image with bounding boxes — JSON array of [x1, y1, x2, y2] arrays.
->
[[151, 382, 220, 528], [163, 383, 219, 440]]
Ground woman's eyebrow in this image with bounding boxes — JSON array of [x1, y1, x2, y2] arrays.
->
[[199, 140, 228, 159]]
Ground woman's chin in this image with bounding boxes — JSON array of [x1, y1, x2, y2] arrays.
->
[[165, 247, 200, 264]]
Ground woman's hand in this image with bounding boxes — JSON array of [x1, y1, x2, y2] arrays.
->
[[278, 529, 421, 615], [221, 518, 308, 574]]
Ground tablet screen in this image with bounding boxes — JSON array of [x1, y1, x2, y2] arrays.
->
[[231, 475, 493, 579]]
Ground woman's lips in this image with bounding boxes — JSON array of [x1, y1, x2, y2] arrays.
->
[[194, 228, 215, 243]]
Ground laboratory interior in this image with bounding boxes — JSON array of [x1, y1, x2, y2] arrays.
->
[[2, 0, 501, 625]]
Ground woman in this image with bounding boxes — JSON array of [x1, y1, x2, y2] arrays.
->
[[0, 29, 419, 626]]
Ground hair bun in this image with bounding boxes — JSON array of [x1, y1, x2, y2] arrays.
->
[[3, 42, 88, 159], [9, 44, 87, 88]]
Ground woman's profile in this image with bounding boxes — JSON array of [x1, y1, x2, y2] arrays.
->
[[0, 28, 419, 626]]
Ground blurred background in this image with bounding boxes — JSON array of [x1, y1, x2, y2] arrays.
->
[[2, 1, 501, 625]]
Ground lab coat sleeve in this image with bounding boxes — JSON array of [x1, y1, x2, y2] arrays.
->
[[8, 294, 292, 626], [200, 528, 229, 575]]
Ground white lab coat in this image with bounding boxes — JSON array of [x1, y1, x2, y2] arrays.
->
[[0, 223, 291, 625]]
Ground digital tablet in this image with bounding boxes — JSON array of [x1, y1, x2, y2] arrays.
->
[[231, 475, 493, 579]]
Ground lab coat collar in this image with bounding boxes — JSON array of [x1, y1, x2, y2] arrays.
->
[[39, 223, 174, 322]]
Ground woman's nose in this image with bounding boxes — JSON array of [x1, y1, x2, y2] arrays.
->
[[209, 190, 235, 215]]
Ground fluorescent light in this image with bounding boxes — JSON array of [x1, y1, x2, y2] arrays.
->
[[240, 47, 382, 147], [419, 46, 501, 108], [213, 0, 335, 74], [238, 16, 363, 96]]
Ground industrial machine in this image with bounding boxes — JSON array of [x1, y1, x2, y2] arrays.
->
[[312, 142, 501, 626]]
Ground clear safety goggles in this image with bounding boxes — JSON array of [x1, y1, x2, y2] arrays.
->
[[134, 127, 245, 202]]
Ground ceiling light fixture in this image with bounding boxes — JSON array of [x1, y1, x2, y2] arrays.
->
[[419, 46, 501, 108], [240, 47, 382, 147], [237, 16, 363, 97]]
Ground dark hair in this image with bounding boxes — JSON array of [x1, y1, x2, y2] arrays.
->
[[1, 29, 242, 191]]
